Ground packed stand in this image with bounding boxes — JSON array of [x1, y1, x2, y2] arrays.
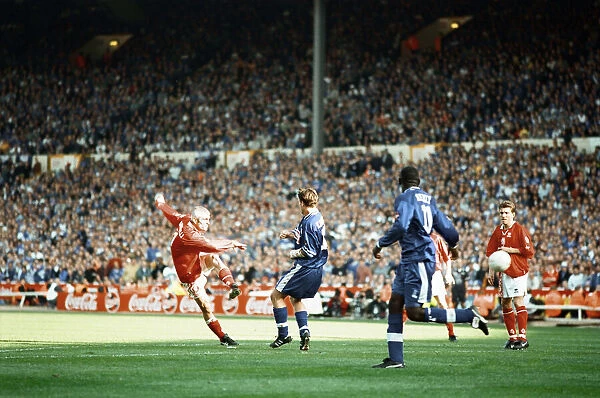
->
[[4, 1, 597, 156], [1, 0, 599, 315], [1, 141, 599, 312]]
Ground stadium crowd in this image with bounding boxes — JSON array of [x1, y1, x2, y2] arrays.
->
[[1, 141, 599, 304], [1, 0, 598, 156], [0, 0, 599, 314]]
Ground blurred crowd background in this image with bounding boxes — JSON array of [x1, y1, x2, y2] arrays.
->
[[1, 0, 599, 312]]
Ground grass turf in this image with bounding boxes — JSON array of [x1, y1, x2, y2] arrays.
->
[[1, 311, 599, 397]]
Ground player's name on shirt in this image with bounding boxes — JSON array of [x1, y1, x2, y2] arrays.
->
[[414, 193, 431, 204]]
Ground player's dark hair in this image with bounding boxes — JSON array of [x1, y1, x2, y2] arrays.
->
[[398, 166, 420, 190]]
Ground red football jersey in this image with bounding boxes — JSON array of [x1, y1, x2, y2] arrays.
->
[[431, 232, 450, 272], [486, 221, 535, 278], [157, 202, 237, 283]]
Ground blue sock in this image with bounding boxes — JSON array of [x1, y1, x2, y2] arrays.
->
[[273, 307, 289, 338], [387, 313, 404, 363], [427, 307, 447, 323], [454, 308, 475, 323], [295, 310, 309, 337], [428, 307, 473, 323]]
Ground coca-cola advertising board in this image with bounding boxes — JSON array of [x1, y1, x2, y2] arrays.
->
[[55, 286, 322, 316]]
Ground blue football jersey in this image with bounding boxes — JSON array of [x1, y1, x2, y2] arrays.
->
[[377, 186, 459, 264], [292, 209, 329, 269]]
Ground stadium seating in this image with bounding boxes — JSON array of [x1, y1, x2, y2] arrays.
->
[[0, 1, 598, 319], [1, 0, 598, 155]]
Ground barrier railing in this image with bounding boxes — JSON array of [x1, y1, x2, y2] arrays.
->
[[1, 283, 599, 320]]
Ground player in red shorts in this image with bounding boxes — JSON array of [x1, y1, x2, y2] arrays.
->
[[155, 193, 247, 347]]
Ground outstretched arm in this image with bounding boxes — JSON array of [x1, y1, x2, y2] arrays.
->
[[154, 193, 186, 228], [155, 193, 165, 206]]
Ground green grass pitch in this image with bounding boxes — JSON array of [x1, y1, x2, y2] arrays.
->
[[1, 311, 599, 397]]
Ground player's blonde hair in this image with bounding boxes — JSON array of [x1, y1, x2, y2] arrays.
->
[[296, 188, 319, 207]]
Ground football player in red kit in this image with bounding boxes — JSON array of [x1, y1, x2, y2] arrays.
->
[[486, 200, 535, 350], [430, 231, 457, 341], [155, 193, 247, 347]]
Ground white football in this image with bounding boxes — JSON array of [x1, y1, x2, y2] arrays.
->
[[488, 250, 511, 272]]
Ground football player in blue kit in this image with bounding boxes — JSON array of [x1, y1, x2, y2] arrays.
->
[[371, 166, 489, 368], [270, 187, 329, 351]]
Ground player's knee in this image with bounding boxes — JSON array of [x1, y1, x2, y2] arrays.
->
[[406, 307, 426, 322], [270, 290, 283, 304], [195, 298, 209, 311]]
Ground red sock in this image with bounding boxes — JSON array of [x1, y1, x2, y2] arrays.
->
[[516, 305, 528, 341], [206, 317, 225, 339], [218, 268, 235, 287], [446, 323, 455, 336], [503, 309, 517, 340]]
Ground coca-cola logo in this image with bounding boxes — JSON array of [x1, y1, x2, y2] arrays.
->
[[180, 296, 201, 313], [163, 293, 178, 314], [65, 293, 98, 311], [245, 296, 273, 315], [105, 291, 120, 313], [128, 293, 177, 314], [0, 287, 13, 295], [222, 296, 239, 315], [179, 295, 215, 313]]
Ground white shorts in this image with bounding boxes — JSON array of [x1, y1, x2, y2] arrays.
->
[[501, 273, 528, 298], [181, 273, 209, 301], [180, 253, 220, 300], [431, 270, 447, 298]]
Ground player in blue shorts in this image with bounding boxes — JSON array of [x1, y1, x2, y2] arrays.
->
[[371, 166, 489, 368], [270, 187, 328, 351]]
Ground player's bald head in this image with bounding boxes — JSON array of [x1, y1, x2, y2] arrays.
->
[[192, 206, 210, 219], [191, 206, 211, 231]]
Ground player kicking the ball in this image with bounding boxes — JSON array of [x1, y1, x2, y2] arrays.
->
[[155, 193, 246, 347]]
